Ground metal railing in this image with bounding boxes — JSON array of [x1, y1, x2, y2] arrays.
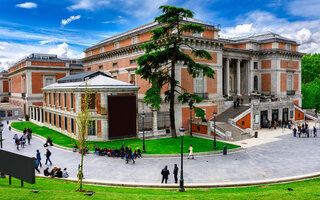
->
[[287, 90, 295, 95], [195, 93, 208, 99]]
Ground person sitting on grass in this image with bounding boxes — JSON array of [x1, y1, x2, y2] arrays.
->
[[62, 168, 69, 178], [115, 148, 119, 157], [55, 168, 63, 178], [94, 145, 99, 155], [111, 148, 115, 158], [99, 148, 103, 156], [44, 137, 53, 147]]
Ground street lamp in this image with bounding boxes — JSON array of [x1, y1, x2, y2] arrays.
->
[[189, 108, 193, 137], [142, 112, 146, 153], [213, 111, 217, 150], [0, 122, 3, 148], [179, 126, 185, 192]]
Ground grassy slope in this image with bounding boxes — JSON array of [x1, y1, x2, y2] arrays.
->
[[11, 122, 240, 154], [0, 177, 320, 200]]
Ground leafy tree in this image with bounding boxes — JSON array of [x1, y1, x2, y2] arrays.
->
[[301, 53, 320, 84], [302, 77, 320, 110], [136, 5, 215, 138]]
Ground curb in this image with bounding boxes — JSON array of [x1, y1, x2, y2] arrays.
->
[[35, 171, 320, 189], [10, 125, 244, 158]]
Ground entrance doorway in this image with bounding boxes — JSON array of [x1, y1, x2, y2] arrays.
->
[[272, 109, 279, 122], [260, 111, 268, 128], [283, 108, 288, 122]]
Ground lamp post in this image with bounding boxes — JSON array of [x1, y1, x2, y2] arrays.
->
[[189, 108, 192, 137], [0, 122, 3, 148], [179, 126, 185, 192], [213, 111, 217, 150], [142, 112, 146, 153]]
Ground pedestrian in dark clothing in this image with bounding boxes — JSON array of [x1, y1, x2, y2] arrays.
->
[[15, 138, 20, 150], [44, 167, 50, 176], [313, 126, 317, 137], [34, 158, 40, 173], [36, 149, 42, 167], [293, 127, 297, 137], [27, 133, 31, 145], [45, 148, 52, 165], [161, 165, 170, 183], [173, 164, 178, 184]]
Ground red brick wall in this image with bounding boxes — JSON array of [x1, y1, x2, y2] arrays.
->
[[31, 73, 43, 94], [203, 30, 215, 39], [279, 43, 285, 49], [207, 70, 217, 94], [181, 105, 217, 131], [294, 74, 299, 91], [261, 60, 271, 69], [61, 116, 65, 131], [31, 61, 65, 67], [136, 75, 149, 95], [182, 49, 217, 64], [280, 73, 287, 92], [236, 113, 251, 129], [261, 74, 271, 92], [263, 43, 273, 49], [3, 80, 8, 92], [280, 60, 299, 69], [11, 75, 22, 93], [97, 120, 102, 138], [181, 68, 193, 93], [96, 93, 101, 114]]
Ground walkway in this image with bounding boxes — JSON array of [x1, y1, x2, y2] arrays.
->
[[1, 120, 320, 186]]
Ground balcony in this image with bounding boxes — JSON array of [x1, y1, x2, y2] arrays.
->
[[195, 93, 208, 99], [21, 93, 26, 98], [287, 90, 295, 95]]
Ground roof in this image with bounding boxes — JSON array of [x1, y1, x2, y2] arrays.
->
[[221, 31, 297, 44], [43, 72, 139, 91]]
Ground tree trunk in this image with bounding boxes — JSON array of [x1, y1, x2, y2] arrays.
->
[[170, 43, 177, 138]]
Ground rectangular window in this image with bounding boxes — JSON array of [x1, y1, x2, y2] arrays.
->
[[194, 74, 205, 93], [44, 93, 47, 103], [49, 113, 51, 124], [87, 67, 91, 71], [130, 59, 136, 65], [100, 46, 105, 53], [58, 115, 61, 128], [0, 111, 5, 117], [64, 93, 67, 107], [70, 93, 74, 108], [287, 74, 293, 91], [114, 42, 119, 49], [89, 50, 92, 56], [130, 74, 136, 85], [53, 93, 56, 106], [53, 114, 56, 126], [99, 65, 103, 70], [49, 93, 51, 104], [132, 36, 138, 44], [254, 62, 258, 69], [193, 32, 202, 37], [71, 118, 74, 133], [87, 120, 96, 135], [44, 111, 47, 122], [88, 94, 96, 110], [64, 117, 68, 130], [286, 44, 291, 50], [112, 62, 118, 67], [45, 78, 54, 87]]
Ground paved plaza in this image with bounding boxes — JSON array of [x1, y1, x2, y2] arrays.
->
[[1, 121, 320, 185]]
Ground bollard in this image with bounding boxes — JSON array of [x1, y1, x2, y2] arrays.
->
[[223, 145, 227, 155], [254, 131, 258, 138]]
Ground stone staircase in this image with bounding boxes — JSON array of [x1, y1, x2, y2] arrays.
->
[[211, 105, 251, 141]]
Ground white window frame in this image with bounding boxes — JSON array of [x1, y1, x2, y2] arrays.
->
[[114, 42, 119, 49], [287, 74, 293, 91], [286, 44, 291, 51], [87, 120, 96, 136], [194, 73, 206, 94], [100, 46, 105, 53], [193, 32, 203, 37], [132, 36, 138, 44], [89, 50, 92, 56]]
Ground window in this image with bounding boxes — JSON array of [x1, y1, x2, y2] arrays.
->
[[0, 111, 5, 117], [100, 46, 105, 53], [286, 44, 291, 50], [64, 117, 68, 130], [87, 120, 96, 135], [53, 114, 56, 126], [287, 74, 293, 91], [70, 93, 74, 109], [194, 73, 205, 93], [130, 59, 136, 65], [58, 93, 61, 106], [112, 62, 118, 67], [49, 93, 51, 104], [130, 74, 136, 85], [49, 113, 51, 124], [89, 50, 92, 56], [99, 65, 103, 70], [44, 111, 47, 122], [71, 118, 74, 133], [53, 93, 56, 106], [87, 67, 91, 71], [44, 93, 47, 103], [253, 62, 258, 69], [45, 78, 54, 87], [64, 93, 67, 107], [193, 32, 203, 37], [132, 36, 138, 44], [254, 76, 258, 91], [88, 94, 96, 110], [58, 115, 61, 128], [114, 42, 119, 49]]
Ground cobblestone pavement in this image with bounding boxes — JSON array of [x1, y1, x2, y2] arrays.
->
[[1, 120, 320, 184]]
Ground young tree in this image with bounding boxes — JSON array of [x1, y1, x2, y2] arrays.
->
[[136, 5, 215, 137], [75, 82, 93, 192]]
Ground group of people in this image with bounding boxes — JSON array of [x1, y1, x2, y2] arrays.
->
[[44, 167, 69, 178], [233, 98, 243, 108], [94, 145, 142, 164], [34, 149, 53, 173], [292, 123, 317, 138], [12, 128, 32, 150], [263, 119, 292, 129], [161, 164, 179, 184]]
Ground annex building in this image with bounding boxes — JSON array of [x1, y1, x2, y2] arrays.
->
[[80, 18, 316, 140]]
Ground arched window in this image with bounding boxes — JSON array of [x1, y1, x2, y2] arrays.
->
[[254, 76, 258, 91]]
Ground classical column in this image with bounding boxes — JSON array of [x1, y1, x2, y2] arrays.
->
[[40, 108, 43, 123], [225, 58, 230, 96], [237, 59, 241, 96], [248, 60, 253, 94], [152, 109, 158, 136]]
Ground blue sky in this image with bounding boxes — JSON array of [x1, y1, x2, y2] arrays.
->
[[0, 0, 319, 69]]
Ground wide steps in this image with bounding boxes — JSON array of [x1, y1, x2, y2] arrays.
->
[[215, 105, 250, 122]]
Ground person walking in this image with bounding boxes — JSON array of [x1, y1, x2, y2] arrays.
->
[[293, 127, 297, 137], [161, 165, 170, 184], [313, 126, 317, 137], [27, 132, 31, 145], [188, 145, 194, 159], [34, 158, 40, 173], [36, 150, 42, 168], [45, 148, 52, 165], [173, 164, 178, 184], [14, 137, 20, 150], [20, 135, 26, 148]]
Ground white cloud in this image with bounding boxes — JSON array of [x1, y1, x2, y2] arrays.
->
[[221, 11, 320, 54], [16, 2, 37, 9], [68, 0, 110, 11], [102, 16, 127, 24], [61, 15, 81, 26]]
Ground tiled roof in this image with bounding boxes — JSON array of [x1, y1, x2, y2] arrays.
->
[[57, 71, 110, 83], [221, 32, 297, 44]]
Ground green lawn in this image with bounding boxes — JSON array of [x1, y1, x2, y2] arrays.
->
[[1, 177, 320, 200], [11, 121, 240, 154]]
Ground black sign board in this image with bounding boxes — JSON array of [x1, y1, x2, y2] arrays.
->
[[0, 149, 35, 184]]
